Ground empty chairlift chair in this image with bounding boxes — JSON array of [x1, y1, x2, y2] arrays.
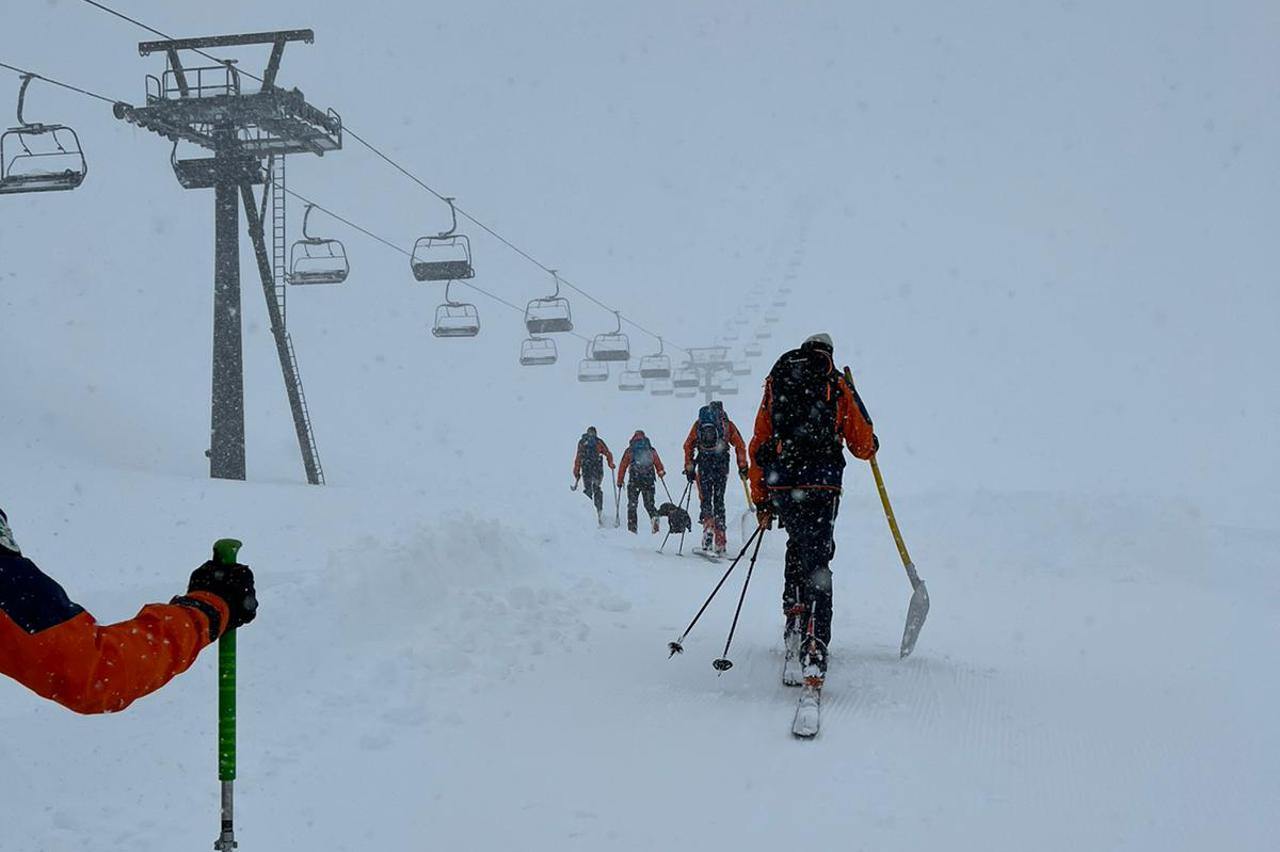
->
[[432, 281, 480, 338], [764, 310, 781, 324], [289, 204, 349, 286], [0, 75, 87, 195], [713, 375, 740, 396], [732, 361, 751, 376], [524, 269, 573, 334], [638, 337, 672, 379], [675, 385, 697, 399], [590, 311, 631, 362], [744, 341, 763, 358], [578, 344, 610, 382], [618, 370, 645, 392], [519, 336, 558, 366], [649, 377, 675, 397], [754, 328, 772, 340], [411, 196, 474, 282], [673, 366, 700, 389]]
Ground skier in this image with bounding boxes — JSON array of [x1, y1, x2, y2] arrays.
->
[[616, 430, 667, 534], [571, 426, 615, 526], [0, 507, 258, 714], [682, 400, 748, 556], [748, 333, 877, 695]]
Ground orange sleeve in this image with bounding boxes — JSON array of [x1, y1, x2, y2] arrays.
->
[[599, 440, 615, 469], [747, 379, 774, 505], [726, 419, 748, 470], [652, 449, 666, 478], [682, 423, 698, 469], [572, 443, 582, 478], [616, 449, 631, 486], [0, 594, 228, 715], [836, 377, 877, 460]]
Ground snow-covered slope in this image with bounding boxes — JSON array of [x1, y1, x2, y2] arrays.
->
[[3, 2, 1279, 850]]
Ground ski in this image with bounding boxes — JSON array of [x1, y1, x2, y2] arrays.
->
[[692, 548, 722, 563], [791, 682, 821, 738]]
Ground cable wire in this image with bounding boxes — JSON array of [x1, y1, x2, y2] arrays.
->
[[0, 60, 122, 105], [71, 0, 690, 353]]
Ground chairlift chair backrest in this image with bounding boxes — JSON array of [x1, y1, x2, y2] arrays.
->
[[578, 359, 610, 382], [0, 76, 87, 195], [289, 204, 349, 286], [650, 377, 675, 396], [618, 370, 645, 392], [411, 197, 474, 281], [525, 270, 574, 334], [673, 367, 700, 389], [432, 282, 480, 338], [519, 336, 558, 366], [638, 337, 672, 379], [591, 311, 631, 362]]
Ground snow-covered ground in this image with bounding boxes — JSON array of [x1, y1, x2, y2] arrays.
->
[[4, 2, 1279, 850]]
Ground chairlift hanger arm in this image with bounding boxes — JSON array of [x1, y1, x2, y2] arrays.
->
[[15, 73, 33, 126]]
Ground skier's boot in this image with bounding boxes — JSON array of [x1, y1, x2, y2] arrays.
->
[[701, 521, 715, 553], [713, 525, 727, 558], [801, 636, 828, 689], [782, 605, 806, 687], [597, 508, 605, 527]]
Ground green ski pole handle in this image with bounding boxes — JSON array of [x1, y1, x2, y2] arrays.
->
[[212, 538, 241, 852]]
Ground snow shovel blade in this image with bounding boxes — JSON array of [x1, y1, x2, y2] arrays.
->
[[899, 579, 930, 658]]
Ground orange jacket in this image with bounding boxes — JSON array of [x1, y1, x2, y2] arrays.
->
[[616, 431, 666, 486], [682, 414, 748, 471], [572, 434, 615, 478], [0, 552, 229, 715], [748, 365, 877, 505]]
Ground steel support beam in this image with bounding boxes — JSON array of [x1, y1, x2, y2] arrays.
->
[[240, 183, 323, 485], [210, 170, 246, 480]]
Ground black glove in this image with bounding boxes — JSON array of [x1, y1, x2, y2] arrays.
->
[[684, 468, 696, 482], [738, 466, 749, 480], [873, 434, 880, 453], [179, 560, 258, 638]]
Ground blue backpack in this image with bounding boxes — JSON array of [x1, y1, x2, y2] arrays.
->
[[630, 436, 655, 469], [696, 403, 727, 453]]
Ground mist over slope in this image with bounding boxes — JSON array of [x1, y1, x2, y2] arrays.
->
[[2, 2, 1278, 851]]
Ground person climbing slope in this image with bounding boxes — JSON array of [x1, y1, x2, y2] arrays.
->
[[616, 430, 667, 534], [572, 426, 616, 527], [748, 333, 877, 693], [682, 400, 748, 557]]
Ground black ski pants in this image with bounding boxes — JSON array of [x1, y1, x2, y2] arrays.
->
[[625, 470, 658, 532], [773, 488, 841, 652], [581, 469, 605, 512], [695, 453, 729, 534]]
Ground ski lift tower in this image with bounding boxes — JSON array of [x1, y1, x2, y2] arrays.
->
[[686, 346, 733, 405], [113, 30, 342, 484]]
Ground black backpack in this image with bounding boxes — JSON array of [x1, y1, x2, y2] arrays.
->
[[696, 403, 727, 453], [767, 347, 842, 461], [630, 436, 655, 469], [579, 433, 602, 469]]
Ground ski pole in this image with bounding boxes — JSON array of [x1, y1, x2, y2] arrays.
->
[[614, 481, 622, 528], [713, 526, 766, 672], [211, 538, 242, 852], [659, 475, 674, 504], [667, 523, 764, 657]]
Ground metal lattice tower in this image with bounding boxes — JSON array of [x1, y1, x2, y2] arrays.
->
[[114, 30, 340, 484]]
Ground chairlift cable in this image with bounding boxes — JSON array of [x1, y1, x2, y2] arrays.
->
[[65, 0, 692, 352], [0, 60, 121, 105]]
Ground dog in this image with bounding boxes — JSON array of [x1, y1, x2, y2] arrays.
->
[[656, 502, 692, 535]]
